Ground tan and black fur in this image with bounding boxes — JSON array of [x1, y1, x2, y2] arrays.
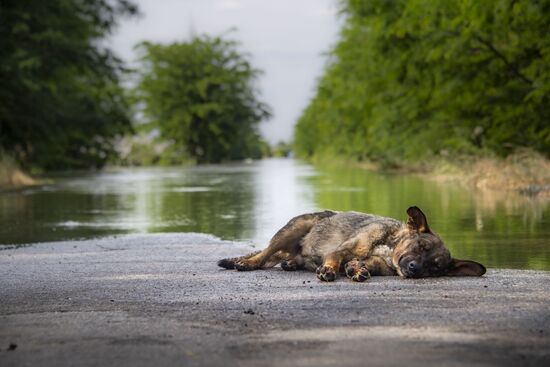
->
[[218, 206, 486, 281]]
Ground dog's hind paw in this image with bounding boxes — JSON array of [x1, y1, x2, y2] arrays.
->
[[218, 258, 236, 269], [281, 260, 297, 271], [234, 259, 259, 271], [316, 265, 336, 282]]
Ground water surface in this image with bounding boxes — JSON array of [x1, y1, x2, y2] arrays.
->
[[1, 159, 549, 270]]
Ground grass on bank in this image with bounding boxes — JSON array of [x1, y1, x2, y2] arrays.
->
[[428, 149, 550, 194], [306, 148, 550, 196], [0, 153, 35, 188]]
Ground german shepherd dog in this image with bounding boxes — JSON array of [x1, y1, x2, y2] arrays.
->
[[218, 207, 486, 281]]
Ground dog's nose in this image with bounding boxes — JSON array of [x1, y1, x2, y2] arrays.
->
[[408, 260, 419, 273]]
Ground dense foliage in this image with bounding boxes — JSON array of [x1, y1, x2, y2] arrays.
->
[[294, 0, 550, 165], [135, 36, 271, 164], [0, 0, 137, 169]]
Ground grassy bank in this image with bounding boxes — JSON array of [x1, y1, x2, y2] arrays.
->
[[0, 153, 35, 189], [308, 149, 550, 197], [428, 150, 550, 196]]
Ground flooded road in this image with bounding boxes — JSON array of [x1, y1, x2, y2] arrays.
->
[[1, 158, 549, 270]]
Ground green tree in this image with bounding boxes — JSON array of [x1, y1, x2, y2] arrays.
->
[[0, 0, 138, 170], [135, 35, 271, 163], [295, 0, 550, 165]]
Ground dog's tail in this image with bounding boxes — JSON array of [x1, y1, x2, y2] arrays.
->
[[218, 250, 262, 269]]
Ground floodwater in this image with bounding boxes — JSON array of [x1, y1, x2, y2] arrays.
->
[[1, 158, 549, 270]]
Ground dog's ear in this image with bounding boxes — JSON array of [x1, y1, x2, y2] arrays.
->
[[447, 259, 486, 276], [406, 206, 431, 233]]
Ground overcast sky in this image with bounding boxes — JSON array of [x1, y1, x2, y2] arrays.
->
[[109, 0, 341, 144]]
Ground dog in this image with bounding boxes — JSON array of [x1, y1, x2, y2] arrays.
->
[[218, 206, 486, 281]]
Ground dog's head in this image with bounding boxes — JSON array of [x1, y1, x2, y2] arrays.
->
[[392, 206, 486, 278]]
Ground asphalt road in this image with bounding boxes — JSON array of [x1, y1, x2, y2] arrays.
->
[[1, 234, 549, 367]]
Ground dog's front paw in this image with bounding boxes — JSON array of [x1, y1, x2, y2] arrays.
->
[[234, 259, 258, 271], [351, 267, 371, 282], [345, 259, 365, 278], [344, 259, 371, 282], [316, 265, 336, 282]]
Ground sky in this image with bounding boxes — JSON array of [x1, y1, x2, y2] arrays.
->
[[109, 0, 341, 145]]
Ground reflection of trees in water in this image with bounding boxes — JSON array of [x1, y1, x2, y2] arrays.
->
[[0, 167, 257, 245], [468, 189, 548, 224], [308, 165, 550, 271], [0, 187, 131, 244], [150, 170, 256, 242]]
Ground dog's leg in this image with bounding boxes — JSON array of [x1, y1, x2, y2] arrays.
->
[[316, 238, 359, 281], [343, 256, 395, 282], [218, 250, 297, 270], [317, 223, 393, 282], [217, 250, 262, 270], [317, 228, 386, 281], [262, 251, 295, 268], [218, 211, 335, 271], [363, 256, 396, 276], [281, 255, 305, 271]]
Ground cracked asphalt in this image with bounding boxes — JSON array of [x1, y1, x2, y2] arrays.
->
[[1, 233, 549, 367]]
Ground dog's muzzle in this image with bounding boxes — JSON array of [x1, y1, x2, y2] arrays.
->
[[400, 258, 422, 278]]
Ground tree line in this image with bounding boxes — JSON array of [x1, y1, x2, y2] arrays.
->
[[0, 0, 270, 170], [294, 0, 550, 166], [3, 0, 549, 171]]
